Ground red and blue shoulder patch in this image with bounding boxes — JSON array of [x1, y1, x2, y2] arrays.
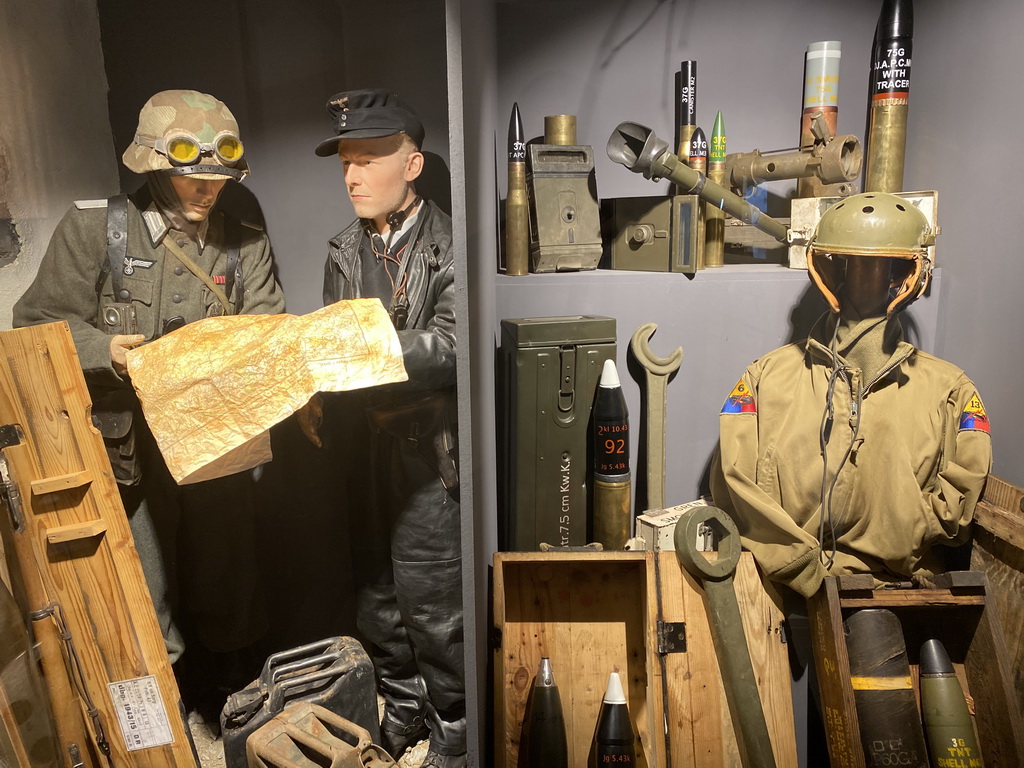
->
[[958, 393, 990, 434], [722, 378, 757, 414]]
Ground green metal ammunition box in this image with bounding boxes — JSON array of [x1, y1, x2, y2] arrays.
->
[[498, 316, 616, 550], [526, 144, 603, 272], [608, 195, 700, 273]]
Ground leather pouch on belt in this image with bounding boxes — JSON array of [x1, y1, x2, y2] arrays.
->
[[91, 387, 142, 486], [368, 390, 459, 492]]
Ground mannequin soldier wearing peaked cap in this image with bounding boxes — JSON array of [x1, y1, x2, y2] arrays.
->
[[14, 90, 284, 691], [301, 88, 465, 768]]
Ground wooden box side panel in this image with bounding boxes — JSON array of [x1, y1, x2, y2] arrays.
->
[[653, 552, 795, 768], [494, 553, 651, 768]]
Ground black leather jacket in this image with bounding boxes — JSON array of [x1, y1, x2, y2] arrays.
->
[[323, 200, 459, 490], [323, 199, 457, 394]]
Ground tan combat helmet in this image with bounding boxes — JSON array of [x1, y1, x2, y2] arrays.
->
[[123, 89, 249, 181], [807, 192, 936, 316]]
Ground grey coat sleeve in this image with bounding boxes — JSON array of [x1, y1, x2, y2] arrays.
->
[[12, 206, 123, 386]]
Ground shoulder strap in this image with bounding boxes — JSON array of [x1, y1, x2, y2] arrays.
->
[[223, 215, 242, 314], [105, 194, 129, 300]]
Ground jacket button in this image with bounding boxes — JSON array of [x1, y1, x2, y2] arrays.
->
[[176, 239, 186, 247], [172, 294, 183, 303], [174, 266, 183, 276]]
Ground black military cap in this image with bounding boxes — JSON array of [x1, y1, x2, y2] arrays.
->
[[314, 88, 425, 157]]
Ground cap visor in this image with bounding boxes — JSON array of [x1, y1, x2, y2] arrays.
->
[[315, 127, 403, 156]]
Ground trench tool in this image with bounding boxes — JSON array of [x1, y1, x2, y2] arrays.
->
[[674, 506, 777, 768], [629, 322, 682, 511]]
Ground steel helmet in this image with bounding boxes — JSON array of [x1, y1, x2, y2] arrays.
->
[[806, 192, 935, 316], [122, 89, 249, 181]]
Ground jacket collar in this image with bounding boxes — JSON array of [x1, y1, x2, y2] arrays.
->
[[805, 312, 915, 386], [140, 198, 210, 250]]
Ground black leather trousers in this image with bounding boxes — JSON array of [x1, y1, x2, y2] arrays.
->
[[352, 429, 466, 756]]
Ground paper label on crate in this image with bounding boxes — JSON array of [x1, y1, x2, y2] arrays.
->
[[108, 675, 174, 750]]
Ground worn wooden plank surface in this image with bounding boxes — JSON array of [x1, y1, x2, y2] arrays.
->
[[0, 322, 195, 767]]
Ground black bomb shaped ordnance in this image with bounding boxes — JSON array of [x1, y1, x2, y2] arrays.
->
[[919, 639, 985, 768], [527, 120, 603, 272], [589, 672, 636, 768], [592, 359, 631, 548], [607, 194, 700, 273], [498, 316, 615, 550], [864, 0, 914, 193], [675, 60, 697, 193], [845, 609, 929, 768], [607, 121, 789, 244], [506, 102, 530, 276], [517, 658, 568, 768]]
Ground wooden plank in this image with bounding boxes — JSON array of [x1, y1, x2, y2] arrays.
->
[[976, 500, 1024, 551], [0, 322, 196, 767], [963, 597, 1024, 766], [982, 474, 1024, 514], [733, 555, 798, 768], [839, 592, 985, 609], [44, 519, 107, 544], [30, 470, 92, 496], [809, 577, 865, 768], [972, 529, 1024, 723]]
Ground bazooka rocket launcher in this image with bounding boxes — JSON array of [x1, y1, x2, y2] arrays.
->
[[607, 121, 790, 244]]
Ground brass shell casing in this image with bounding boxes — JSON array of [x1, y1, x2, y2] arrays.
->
[[704, 163, 726, 268], [544, 115, 577, 146], [505, 162, 530, 275], [864, 103, 908, 193], [593, 478, 631, 549]]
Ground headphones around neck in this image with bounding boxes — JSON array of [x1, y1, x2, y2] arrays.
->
[[385, 195, 422, 231]]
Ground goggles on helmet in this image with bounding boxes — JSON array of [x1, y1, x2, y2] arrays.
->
[[134, 130, 245, 167]]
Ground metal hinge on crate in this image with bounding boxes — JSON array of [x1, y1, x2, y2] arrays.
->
[[657, 621, 686, 653]]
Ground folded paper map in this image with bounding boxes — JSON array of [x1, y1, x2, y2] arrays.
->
[[127, 299, 406, 484]]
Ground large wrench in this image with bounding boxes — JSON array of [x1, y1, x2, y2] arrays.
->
[[629, 323, 682, 511], [674, 506, 777, 768]]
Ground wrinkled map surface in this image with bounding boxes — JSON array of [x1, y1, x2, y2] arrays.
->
[[127, 299, 406, 484]]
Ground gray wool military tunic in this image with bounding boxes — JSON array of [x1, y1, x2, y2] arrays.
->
[[14, 195, 284, 387]]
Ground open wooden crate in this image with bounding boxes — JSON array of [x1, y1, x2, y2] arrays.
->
[[492, 550, 796, 768], [808, 572, 1024, 767]]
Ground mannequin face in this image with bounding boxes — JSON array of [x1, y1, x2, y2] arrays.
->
[[169, 175, 228, 222], [840, 255, 892, 318], [337, 135, 423, 233]]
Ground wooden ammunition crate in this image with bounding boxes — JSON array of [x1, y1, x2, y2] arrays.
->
[[809, 572, 1024, 768], [492, 550, 797, 768]]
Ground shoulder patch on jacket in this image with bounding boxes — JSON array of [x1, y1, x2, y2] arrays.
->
[[74, 199, 109, 209], [722, 378, 756, 414], [958, 393, 991, 434]]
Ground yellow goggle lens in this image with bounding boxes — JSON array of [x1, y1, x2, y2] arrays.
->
[[166, 136, 200, 164], [215, 136, 244, 164]]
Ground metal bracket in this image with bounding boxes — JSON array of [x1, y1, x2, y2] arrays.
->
[[0, 424, 25, 532], [657, 621, 686, 654]]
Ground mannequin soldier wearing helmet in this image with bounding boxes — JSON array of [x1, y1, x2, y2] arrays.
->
[[13, 90, 284, 687], [301, 89, 464, 768], [710, 192, 991, 599]]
